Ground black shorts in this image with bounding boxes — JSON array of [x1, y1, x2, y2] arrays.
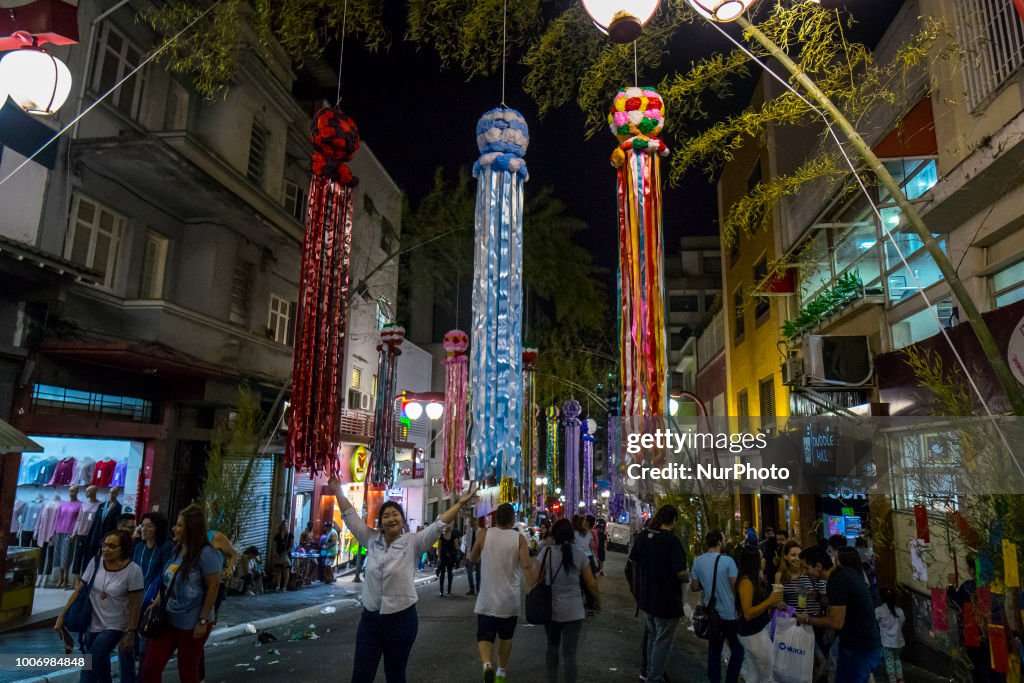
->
[[476, 614, 518, 642]]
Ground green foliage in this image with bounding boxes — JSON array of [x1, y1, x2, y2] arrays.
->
[[780, 270, 862, 340], [200, 384, 263, 541]]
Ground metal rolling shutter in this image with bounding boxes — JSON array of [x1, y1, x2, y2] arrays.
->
[[228, 455, 275, 556]]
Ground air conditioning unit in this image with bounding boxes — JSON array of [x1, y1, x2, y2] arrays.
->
[[360, 391, 374, 411], [803, 335, 873, 388], [781, 355, 803, 387]]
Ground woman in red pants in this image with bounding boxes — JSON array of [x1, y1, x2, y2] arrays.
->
[[141, 504, 221, 683]]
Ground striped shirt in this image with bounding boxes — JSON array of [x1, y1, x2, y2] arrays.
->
[[782, 574, 828, 616]]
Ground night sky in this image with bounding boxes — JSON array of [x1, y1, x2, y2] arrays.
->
[[326, 0, 905, 280]]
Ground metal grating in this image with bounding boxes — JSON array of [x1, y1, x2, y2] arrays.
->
[[955, 0, 1024, 110]]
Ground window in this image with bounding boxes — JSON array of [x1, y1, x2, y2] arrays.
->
[[891, 297, 955, 349], [164, 80, 189, 130], [139, 231, 168, 298], [93, 23, 144, 118], [268, 294, 294, 346], [229, 262, 252, 326], [703, 256, 722, 274], [32, 384, 153, 423], [247, 119, 269, 184], [351, 367, 362, 390], [371, 374, 378, 397], [283, 180, 307, 222], [954, 0, 1024, 109], [669, 295, 699, 312], [759, 376, 776, 432], [380, 217, 396, 254], [704, 294, 718, 311], [737, 389, 750, 433], [753, 256, 770, 323], [66, 195, 125, 290], [993, 260, 1024, 307], [375, 300, 391, 330], [733, 288, 745, 342]]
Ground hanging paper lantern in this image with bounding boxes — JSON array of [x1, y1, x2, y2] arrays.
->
[[607, 395, 626, 520], [469, 108, 529, 485], [609, 87, 668, 417], [442, 329, 470, 494], [582, 419, 595, 514], [521, 347, 539, 510], [562, 400, 582, 515], [546, 405, 560, 498], [369, 324, 405, 487], [286, 107, 360, 478]]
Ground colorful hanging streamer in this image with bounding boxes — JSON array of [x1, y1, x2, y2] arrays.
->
[[582, 419, 595, 514], [546, 405, 559, 497], [287, 107, 360, 478], [469, 107, 528, 483], [442, 329, 469, 494], [563, 400, 581, 515], [609, 87, 669, 417], [369, 324, 405, 487], [608, 396, 626, 521], [522, 348, 539, 509]]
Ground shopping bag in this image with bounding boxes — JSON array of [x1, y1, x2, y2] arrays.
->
[[772, 618, 815, 683]]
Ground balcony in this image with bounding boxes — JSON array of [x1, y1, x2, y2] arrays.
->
[[340, 409, 375, 442]]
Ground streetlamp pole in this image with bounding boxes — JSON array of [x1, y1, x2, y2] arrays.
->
[[732, 15, 1024, 416]]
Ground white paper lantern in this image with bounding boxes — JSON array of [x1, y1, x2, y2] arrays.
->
[[0, 47, 73, 115], [685, 0, 759, 22], [581, 0, 661, 43]]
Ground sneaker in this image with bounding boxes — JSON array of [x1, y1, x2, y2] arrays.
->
[[638, 676, 647, 682], [466, 590, 476, 596], [483, 667, 495, 683]]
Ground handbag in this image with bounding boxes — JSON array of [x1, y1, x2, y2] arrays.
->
[[64, 556, 100, 633], [139, 560, 180, 639], [772, 617, 815, 683], [692, 555, 723, 641], [525, 546, 562, 625]]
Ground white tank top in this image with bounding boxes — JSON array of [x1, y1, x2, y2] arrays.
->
[[474, 527, 522, 618]]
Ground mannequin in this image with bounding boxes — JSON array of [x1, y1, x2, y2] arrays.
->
[[69, 486, 101, 582], [19, 493, 45, 547], [35, 494, 61, 588], [51, 486, 83, 588], [86, 486, 122, 559]]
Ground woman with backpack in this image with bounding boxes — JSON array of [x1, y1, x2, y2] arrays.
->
[[55, 529, 143, 683], [532, 518, 601, 683]]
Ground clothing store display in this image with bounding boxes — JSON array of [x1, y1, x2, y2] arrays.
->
[[69, 500, 100, 575], [11, 499, 25, 534], [36, 458, 58, 485], [90, 460, 117, 487], [110, 461, 128, 488], [34, 499, 61, 547], [20, 499, 44, 537], [54, 501, 82, 535], [46, 458, 77, 486], [75, 459, 96, 487], [86, 498, 121, 557], [17, 459, 40, 485]]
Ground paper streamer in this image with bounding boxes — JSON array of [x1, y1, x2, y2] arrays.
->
[[469, 107, 528, 485], [546, 406, 559, 495], [609, 87, 669, 417], [978, 585, 992, 619], [914, 504, 930, 542], [992, 625, 1010, 673], [1004, 540, 1020, 589], [562, 400, 582, 515], [582, 420, 595, 514], [442, 330, 470, 494], [286, 107, 359, 478], [963, 598, 981, 647], [932, 587, 949, 632], [522, 348, 538, 509], [608, 396, 626, 521], [369, 325, 404, 487]]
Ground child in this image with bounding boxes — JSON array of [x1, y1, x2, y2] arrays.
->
[[874, 586, 906, 683]]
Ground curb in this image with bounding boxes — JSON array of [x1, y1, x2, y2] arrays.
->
[[12, 574, 442, 683]]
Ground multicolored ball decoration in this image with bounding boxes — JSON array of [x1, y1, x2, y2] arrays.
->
[[470, 107, 528, 486], [287, 108, 361, 478], [311, 107, 360, 185], [442, 329, 470, 494], [610, 86, 669, 417]]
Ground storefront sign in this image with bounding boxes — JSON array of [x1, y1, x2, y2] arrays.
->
[[350, 446, 368, 483]]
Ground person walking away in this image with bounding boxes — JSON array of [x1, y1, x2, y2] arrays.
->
[[596, 521, 607, 576], [438, 527, 458, 596], [140, 504, 221, 683], [531, 518, 600, 683], [735, 547, 783, 682], [691, 531, 744, 683], [126, 514, 174, 683], [468, 503, 537, 683], [798, 546, 882, 683], [626, 504, 689, 683], [56, 530, 142, 683], [572, 515, 597, 614], [269, 521, 293, 591], [875, 587, 906, 683], [329, 477, 478, 683], [462, 517, 482, 595]]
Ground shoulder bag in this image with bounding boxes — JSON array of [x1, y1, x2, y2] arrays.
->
[[525, 546, 562, 625], [64, 556, 100, 633], [692, 555, 723, 641], [139, 559, 180, 639]]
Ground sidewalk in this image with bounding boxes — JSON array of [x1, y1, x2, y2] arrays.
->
[[0, 566, 448, 683]]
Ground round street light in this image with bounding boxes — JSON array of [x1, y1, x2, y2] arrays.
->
[[425, 402, 444, 420], [581, 0, 661, 43], [669, 398, 680, 416], [685, 0, 758, 23], [555, 487, 562, 494], [0, 44, 73, 116], [601, 490, 611, 498], [403, 401, 423, 420]]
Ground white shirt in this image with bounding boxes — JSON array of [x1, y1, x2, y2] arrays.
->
[[461, 526, 479, 556], [874, 604, 906, 648], [81, 559, 144, 632], [474, 527, 523, 618], [343, 508, 446, 615]]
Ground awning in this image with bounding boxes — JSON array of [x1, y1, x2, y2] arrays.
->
[[0, 418, 43, 454]]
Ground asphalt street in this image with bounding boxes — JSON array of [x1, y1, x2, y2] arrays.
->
[[194, 551, 709, 683]]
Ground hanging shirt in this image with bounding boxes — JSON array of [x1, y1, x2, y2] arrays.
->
[[11, 500, 26, 534], [72, 501, 100, 536], [35, 459, 58, 486], [34, 500, 61, 545], [75, 459, 96, 487], [20, 500, 44, 533], [53, 501, 82, 535], [91, 460, 117, 487], [110, 461, 128, 488], [17, 459, 40, 486], [47, 458, 76, 486]]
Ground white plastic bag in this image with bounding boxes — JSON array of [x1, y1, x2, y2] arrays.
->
[[772, 618, 815, 683]]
